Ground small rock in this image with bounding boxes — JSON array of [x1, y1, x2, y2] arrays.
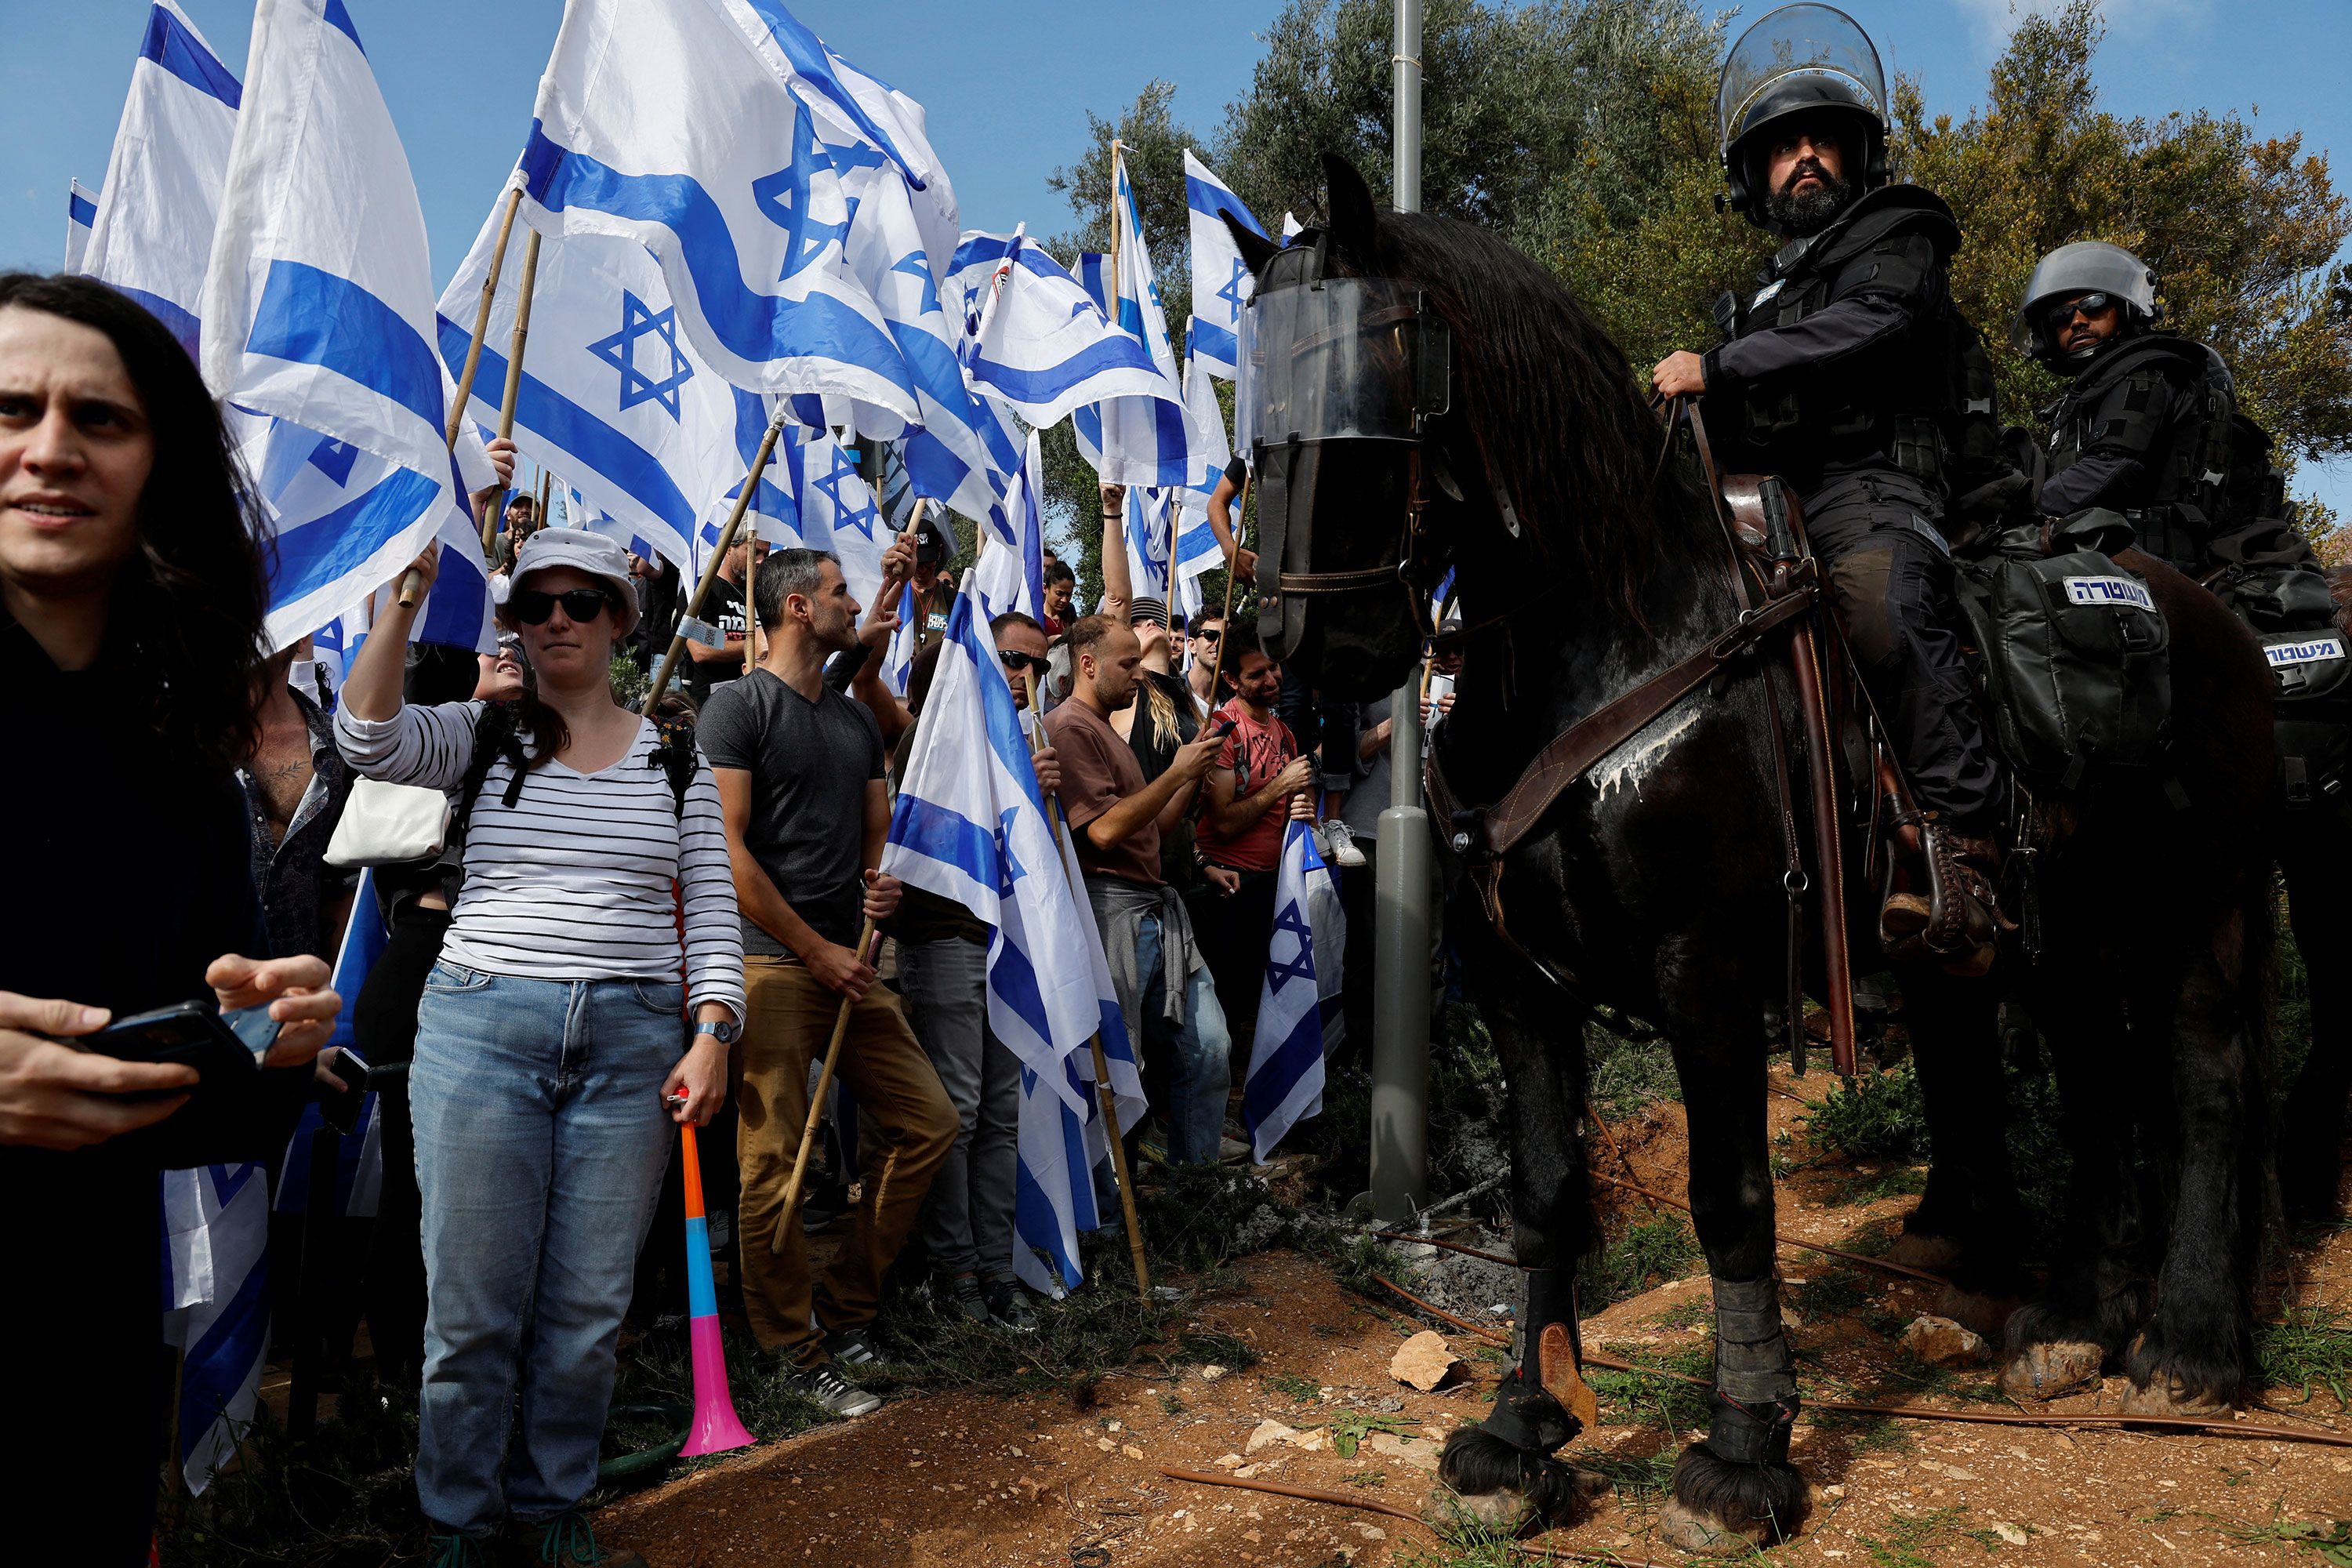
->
[[1234, 1463, 1261, 1479], [1200, 1364, 1229, 1382], [1389, 1330, 1462, 1392], [1121, 1444, 1145, 1461], [1246, 1419, 1301, 1454], [1212, 1453, 1244, 1470], [1900, 1314, 1990, 1367], [1095, 1437, 1115, 1452], [1105, 1420, 1123, 1432], [1820, 1485, 1846, 1499], [1367, 1432, 1441, 1474], [1992, 1523, 2029, 1546]]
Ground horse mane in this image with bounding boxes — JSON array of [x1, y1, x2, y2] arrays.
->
[[1368, 209, 1698, 627]]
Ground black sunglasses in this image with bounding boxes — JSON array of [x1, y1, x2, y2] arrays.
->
[[1193, 628, 1222, 643], [998, 648, 1050, 676], [2045, 292, 2114, 327], [509, 587, 616, 625]]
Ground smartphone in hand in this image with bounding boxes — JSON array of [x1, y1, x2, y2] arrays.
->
[[78, 1001, 273, 1084]]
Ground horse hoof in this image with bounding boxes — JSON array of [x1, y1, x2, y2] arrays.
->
[[1999, 1339, 2103, 1402], [2118, 1376, 2234, 1419], [1885, 1232, 1963, 1272], [1663, 1445, 1809, 1553], [1433, 1425, 1583, 1534], [1658, 1494, 1810, 1556], [1936, 1285, 2022, 1341]]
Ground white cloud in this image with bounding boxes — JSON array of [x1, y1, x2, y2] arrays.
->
[[1951, 0, 2212, 46]]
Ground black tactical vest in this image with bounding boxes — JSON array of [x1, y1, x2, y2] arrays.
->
[[1715, 186, 1982, 496], [2043, 333, 2239, 568]]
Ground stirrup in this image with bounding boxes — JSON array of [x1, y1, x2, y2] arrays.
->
[[1880, 818, 2003, 975]]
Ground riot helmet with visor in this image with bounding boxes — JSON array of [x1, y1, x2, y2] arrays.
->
[[2011, 241, 2161, 366], [1717, 4, 1889, 229]]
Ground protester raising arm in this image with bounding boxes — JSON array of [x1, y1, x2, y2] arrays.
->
[[844, 528, 917, 748], [1204, 456, 1258, 581], [1098, 482, 1133, 623]]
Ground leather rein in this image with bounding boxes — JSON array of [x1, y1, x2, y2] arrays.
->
[[1422, 397, 1859, 1076]]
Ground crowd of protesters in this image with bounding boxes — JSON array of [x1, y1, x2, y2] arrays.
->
[[0, 270, 1422, 1567]]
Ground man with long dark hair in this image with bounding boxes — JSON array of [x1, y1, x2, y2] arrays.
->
[[0, 272, 343, 1563]]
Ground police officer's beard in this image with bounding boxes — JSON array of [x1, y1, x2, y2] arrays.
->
[[1766, 165, 1851, 237]]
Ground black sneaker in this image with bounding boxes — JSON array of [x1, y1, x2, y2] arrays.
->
[[822, 1326, 880, 1366], [786, 1360, 882, 1417], [982, 1279, 1038, 1332], [519, 1509, 644, 1566], [944, 1272, 989, 1323]]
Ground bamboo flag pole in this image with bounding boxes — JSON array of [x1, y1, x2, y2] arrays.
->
[[771, 917, 882, 1241], [644, 414, 787, 712], [400, 185, 522, 607], [904, 497, 930, 649], [479, 227, 545, 554], [1021, 667, 1153, 1305], [741, 512, 760, 673], [1207, 473, 1251, 698]]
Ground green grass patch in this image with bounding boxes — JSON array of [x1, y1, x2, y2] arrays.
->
[[2210, 1501, 2352, 1565], [2259, 1304, 2352, 1409], [1591, 1341, 1713, 1436], [1650, 1294, 1712, 1330], [1588, 1018, 1682, 1118], [1341, 1468, 1388, 1487], [1581, 1446, 1679, 1504], [1166, 1328, 1260, 1371], [1824, 1166, 1930, 1207], [1793, 1268, 1872, 1319], [1579, 1215, 1700, 1311], [1858, 1505, 2008, 1566], [1803, 1064, 1932, 1164], [1261, 1370, 1322, 1402]]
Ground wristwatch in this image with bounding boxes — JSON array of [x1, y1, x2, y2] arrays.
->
[[693, 1018, 740, 1046]]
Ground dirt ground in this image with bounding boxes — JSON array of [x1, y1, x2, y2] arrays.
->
[[593, 1066, 2352, 1568]]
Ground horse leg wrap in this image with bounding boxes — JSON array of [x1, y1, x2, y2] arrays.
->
[[1708, 1274, 1798, 1465], [1482, 1269, 1581, 1455]]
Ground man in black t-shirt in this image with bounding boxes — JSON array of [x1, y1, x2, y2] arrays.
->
[[684, 533, 768, 707], [700, 547, 954, 1413]]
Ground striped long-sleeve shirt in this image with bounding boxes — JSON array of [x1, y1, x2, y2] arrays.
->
[[335, 701, 745, 1023]]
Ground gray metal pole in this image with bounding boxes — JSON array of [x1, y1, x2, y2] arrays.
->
[[1368, 0, 1432, 1225]]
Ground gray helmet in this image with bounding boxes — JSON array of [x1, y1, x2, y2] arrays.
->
[[1717, 3, 1889, 228], [2011, 241, 2160, 365]]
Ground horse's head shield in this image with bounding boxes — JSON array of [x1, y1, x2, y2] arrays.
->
[[1241, 229, 1452, 660]]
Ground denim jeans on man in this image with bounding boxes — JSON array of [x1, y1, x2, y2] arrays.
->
[[1131, 908, 1232, 1164], [409, 961, 681, 1537], [896, 938, 1021, 1281]]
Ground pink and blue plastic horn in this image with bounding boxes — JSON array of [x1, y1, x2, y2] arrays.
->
[[673, 1101, 753, 1456]]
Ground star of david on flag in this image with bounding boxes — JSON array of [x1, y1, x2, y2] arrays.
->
[[586, 291, 694, 420], [1244, 819, 1331, 1161]]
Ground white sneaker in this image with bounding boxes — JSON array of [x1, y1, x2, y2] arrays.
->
[[1321, 819, 1367, 868]]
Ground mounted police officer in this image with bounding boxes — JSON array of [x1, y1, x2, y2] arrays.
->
[[1653, 3, 2002, 974], [2015, 241, 2241, 568]]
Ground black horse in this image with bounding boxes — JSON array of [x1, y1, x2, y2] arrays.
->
[[1229, 156, 2278, 1552]]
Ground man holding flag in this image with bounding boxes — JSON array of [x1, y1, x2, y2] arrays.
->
[[1044, 617, 1234, 1167], [701, 548, 954, 1410]]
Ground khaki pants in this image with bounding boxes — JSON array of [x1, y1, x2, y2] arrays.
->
[[733, 955, 956, 1367]]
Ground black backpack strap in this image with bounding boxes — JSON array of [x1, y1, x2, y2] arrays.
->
[[451, 702, 526, 860], [647, 716, 699, 818]]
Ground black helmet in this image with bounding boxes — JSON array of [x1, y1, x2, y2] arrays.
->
[[1717, 3, 1890, 229], [2011, 241, 2161, 367]]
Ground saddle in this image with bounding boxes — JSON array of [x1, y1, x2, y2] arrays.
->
[[1425, 400, 1865, 1075]]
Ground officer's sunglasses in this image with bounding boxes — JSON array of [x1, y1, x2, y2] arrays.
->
[[508, 587, 616, 625], [2044, 292, 2115, 330]]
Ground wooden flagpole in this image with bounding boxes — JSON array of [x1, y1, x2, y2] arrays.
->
[[1021, 666, 1153, 1304], [772, 919, 882, 1236], [741, 512, 760, 673], [644, 414, 787, 712], [479, 227, 544, 555], [399, 185, 521, 607]]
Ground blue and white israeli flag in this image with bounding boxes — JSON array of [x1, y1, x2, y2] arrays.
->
[[729, 0, 960, 281], [200, 0, 481, 653], [83, 1, 239, 359], [276, 869, 387, 1218], [438, 195, 739, 575], [830, 155, 1018, 536], [1244, 819, 1330, 1161], [967, 234, 1176, 429], [1090, 156, 1190, 488], [947, 230, 1018, 349], [881, 594, 1134, 1103], [164, 1162, 270, 1495], [519, 0, 917, 420], [975, 428, 1046, 623], [784, 421, 889, 608], [1184, 150, 1269, 380], [1174, 349, 1233, 586], [64, 180, 97, 274]]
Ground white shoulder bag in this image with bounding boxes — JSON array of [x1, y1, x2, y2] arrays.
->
[[323, 779, 456, 868]]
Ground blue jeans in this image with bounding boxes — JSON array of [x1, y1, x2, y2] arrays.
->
[[409, 961, 683, 1535], [1134, 912, 1233, 1166]]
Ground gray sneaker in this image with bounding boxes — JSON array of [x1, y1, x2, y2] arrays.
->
[[944, 1272, 990, 1324], [1320, 818, 1367, 868], [982, 1279, 1039, 1332], [787, 1361, 882, 1417]]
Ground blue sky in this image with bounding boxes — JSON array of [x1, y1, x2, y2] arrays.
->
[[9, 0, 2352, 499]]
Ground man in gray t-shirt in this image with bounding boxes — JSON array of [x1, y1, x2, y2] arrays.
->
[[699, 548, 954, 1408]]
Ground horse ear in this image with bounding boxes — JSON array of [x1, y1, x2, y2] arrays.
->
[[1321, 152, 1381, 260], [1222, 212, 1281, 278]]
